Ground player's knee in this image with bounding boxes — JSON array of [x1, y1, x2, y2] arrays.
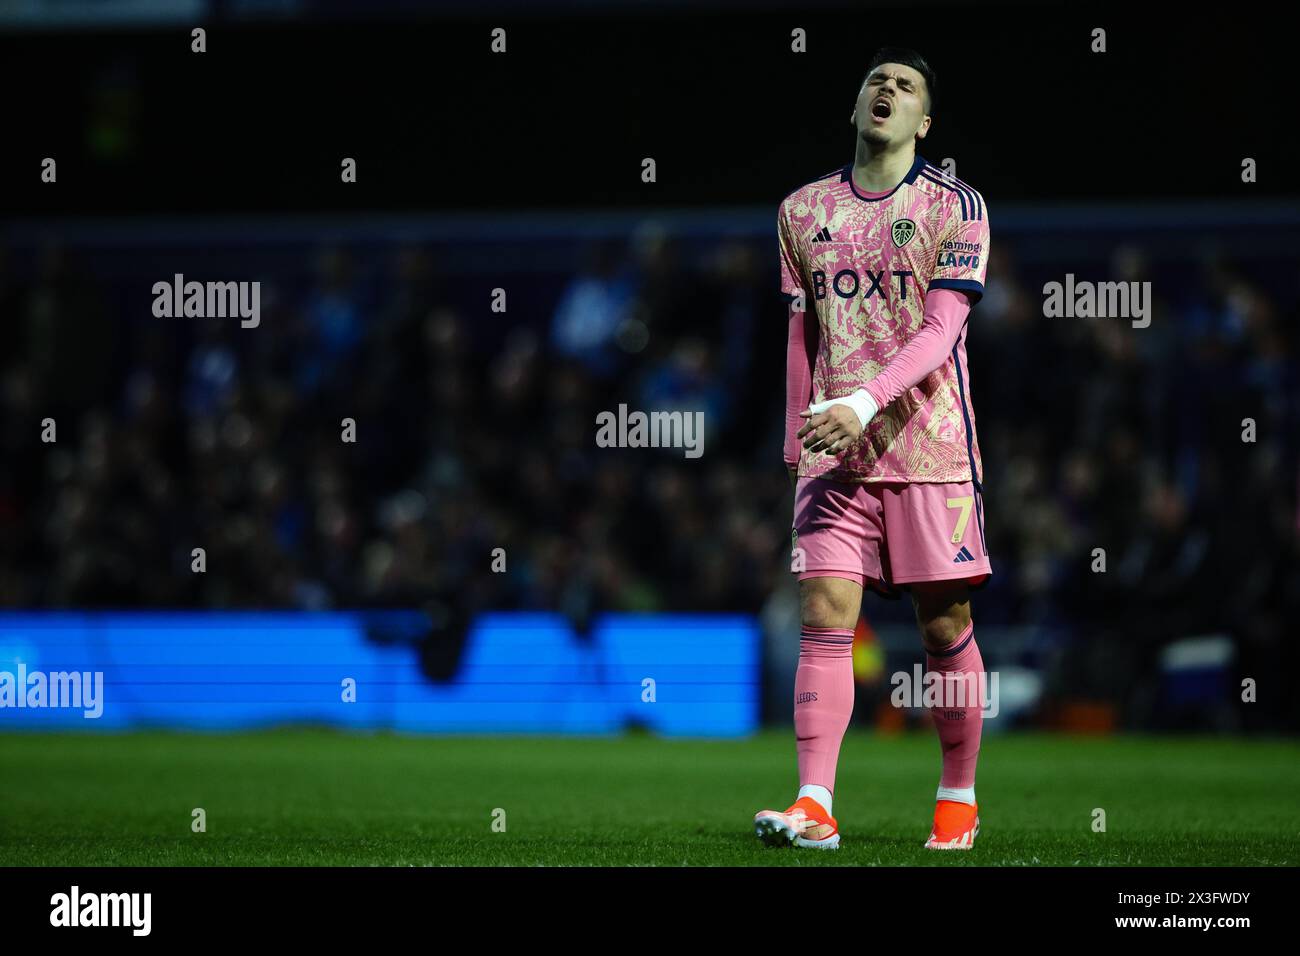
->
[[920, 598, 972, 650], [918, 608, 970, 651], [800, 581, 857, 630], [912, 583, 971, 651]]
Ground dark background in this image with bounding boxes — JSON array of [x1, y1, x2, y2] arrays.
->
[[0, 3, 1290, 214], [1, 0, 1296, 733]]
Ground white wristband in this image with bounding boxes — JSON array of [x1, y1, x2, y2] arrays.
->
[[808, 388, 879, 430]]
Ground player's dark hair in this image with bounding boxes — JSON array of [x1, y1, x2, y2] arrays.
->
[[864, 47, 936, 115]]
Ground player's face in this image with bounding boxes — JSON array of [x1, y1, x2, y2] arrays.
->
[[852, 63, 931, 148]]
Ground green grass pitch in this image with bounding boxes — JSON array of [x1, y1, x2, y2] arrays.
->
[[1, 730, 1296, 866]]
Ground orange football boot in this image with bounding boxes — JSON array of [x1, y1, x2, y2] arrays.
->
[[754, 796, 840, 850], [924, 799, 980, 850]]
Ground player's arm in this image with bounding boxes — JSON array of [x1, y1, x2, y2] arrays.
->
[[860, 288, 972, 408], [785, 302, 817, 480], [798, 289, 971, 455], [779, 203, 816, 482]]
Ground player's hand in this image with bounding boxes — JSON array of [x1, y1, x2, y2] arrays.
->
[[798, 403, 863, 457]]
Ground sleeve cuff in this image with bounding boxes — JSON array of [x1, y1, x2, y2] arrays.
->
[[928, 278, 984, 303]]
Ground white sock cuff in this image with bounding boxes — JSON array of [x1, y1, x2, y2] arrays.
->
[[797, 784, 833, 815], [936, 786, 976, 805]]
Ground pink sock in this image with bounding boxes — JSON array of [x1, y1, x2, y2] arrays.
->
[[925, 622, 984, 792], [794, 626, 855, 793]]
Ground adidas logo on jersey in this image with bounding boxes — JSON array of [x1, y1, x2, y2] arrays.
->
[[952, 546, 976, 563], [811, 226, 833, 242]]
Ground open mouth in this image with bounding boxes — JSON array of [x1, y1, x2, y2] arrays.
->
[[871, 98, 892, 119]]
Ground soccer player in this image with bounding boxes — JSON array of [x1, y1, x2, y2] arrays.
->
[[754, 48, 990, 851]]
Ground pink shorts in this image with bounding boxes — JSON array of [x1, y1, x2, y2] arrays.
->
[[792, 476, 991, 593]]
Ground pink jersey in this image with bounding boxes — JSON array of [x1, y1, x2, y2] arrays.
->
[[779, 154, 989, 484]]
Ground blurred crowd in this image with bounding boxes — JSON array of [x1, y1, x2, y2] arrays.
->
[[0, 234, 786, 622], [0, 224, 1296, 724]]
